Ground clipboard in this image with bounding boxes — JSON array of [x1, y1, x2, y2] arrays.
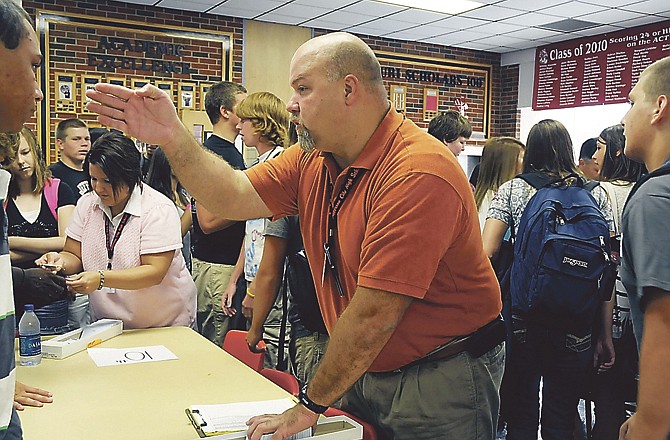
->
[[185, 398, 312, 438]]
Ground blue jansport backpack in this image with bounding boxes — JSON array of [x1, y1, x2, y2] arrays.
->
[[510, 173, 617, 329]]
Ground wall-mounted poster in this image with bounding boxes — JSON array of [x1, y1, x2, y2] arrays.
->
[[81, 75, 102, 113], [199, 83, 211, 111], [55, 72, 75, 113], [132, 78, 150, 90], [391, 85, 406, 112], [179, 82, 196, 110], [423, 88, 438, 122], [107, 76, 126, 88], [156, 81, 174, 104]]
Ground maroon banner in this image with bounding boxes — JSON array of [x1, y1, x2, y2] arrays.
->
[[533, 20, 670, 110]]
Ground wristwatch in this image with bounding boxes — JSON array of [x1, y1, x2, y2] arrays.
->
[[298, 385, 328, 414]]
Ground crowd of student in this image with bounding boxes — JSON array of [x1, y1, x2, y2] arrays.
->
[[3, 2, 670, 439]]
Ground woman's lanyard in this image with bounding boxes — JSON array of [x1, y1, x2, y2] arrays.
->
[[323, 167, 363, 297], [104, 213, 131, 270]]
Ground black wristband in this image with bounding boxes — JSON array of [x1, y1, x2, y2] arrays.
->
[[298, 386, 328, 414]]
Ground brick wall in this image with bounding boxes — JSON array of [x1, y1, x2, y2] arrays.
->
[[23, 0, 521, 159], [24, 0, 243, 162], [497, 64, 521, 138]]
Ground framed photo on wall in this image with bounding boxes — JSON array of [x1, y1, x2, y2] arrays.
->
[[423, 88, 439, 122], [81, 74, 102, 113], [199, 83, 212, 111], [132, 78, 150, 90], [391, 85, 406, 112], [156, 81, 175, 104], [107, 76, 126, 88], [179, 82, 196, 110], [55, 72, 76, 113]]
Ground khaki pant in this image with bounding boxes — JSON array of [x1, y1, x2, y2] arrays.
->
[[193, 257, 236, 347], [342, 343, 505, 440]]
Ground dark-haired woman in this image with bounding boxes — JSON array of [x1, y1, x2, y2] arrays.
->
[[37, 132, 196, 329], [146, 147, 192, 271], [482, 119, 615, 440], [590, 124, 646, 440]]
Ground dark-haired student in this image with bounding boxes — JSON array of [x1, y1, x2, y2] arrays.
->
[[37, 132, 196, 329]]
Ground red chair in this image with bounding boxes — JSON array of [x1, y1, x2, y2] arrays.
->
[[324, 407, 378, 440], [221, 330, 266, 372], [260, 368, 300, 396]]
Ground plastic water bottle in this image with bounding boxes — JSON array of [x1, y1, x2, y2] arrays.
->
[[18, 304, 41, 366]]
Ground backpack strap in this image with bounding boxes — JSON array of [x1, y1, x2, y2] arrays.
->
[[583, 180, 600, 192], [44, 178, 60, 221], [517, 172, 554, 189]]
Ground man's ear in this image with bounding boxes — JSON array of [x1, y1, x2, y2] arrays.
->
[[343, 74, 359, 103], [219, 105, 230, 120], [56, 139, 64, 151], [651, 95, 668, 124]]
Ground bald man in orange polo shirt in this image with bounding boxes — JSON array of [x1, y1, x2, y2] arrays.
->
[[87, 32, 505, 440]]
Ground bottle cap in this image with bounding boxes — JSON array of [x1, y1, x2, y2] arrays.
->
[[24, 304, 34, 311]]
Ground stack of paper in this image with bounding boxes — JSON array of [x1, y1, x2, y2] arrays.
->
[[187, 398, 312, 438]]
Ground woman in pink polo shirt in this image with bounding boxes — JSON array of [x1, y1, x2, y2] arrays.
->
[[37, 132, 196, 329]]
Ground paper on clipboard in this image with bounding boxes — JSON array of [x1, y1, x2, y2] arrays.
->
[[186, 398, 311, 438]]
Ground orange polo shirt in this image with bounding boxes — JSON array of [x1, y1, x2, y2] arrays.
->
[[246, 108, 501, 372]]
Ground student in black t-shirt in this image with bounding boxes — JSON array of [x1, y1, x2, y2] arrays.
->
[[49, 118, 90, 201]]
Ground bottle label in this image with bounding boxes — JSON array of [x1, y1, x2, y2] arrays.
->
[[19, 334, 41, 357]]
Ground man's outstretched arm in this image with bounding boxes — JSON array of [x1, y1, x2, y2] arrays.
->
[[86, 83, 270, 221]]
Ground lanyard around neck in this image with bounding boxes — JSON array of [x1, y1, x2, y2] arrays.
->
[[104, 213, 131, 270]]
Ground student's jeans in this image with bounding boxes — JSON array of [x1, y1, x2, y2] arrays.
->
[[505, 320, 592, 440], [34, 299, 70, 335]]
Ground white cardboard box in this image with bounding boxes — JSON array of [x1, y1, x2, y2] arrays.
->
[[199, 415, 363, 440], [42, 319, 123, 359]]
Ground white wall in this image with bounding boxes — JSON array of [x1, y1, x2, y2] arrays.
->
[[519, 103, 630, 160]]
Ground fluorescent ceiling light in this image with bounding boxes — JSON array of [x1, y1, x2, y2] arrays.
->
[[374, 0, 484, 15]]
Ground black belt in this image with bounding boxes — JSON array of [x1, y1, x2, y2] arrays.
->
[[392, 317, 506, 373]]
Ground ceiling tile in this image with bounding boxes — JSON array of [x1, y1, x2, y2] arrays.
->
[[386, 8, 450, 24], [256, 13, 307, 25], [157, 0, 213, 12], [300, 19, 347, 30], [420, 34, 472, 46], [339, 1, 407, 16], [440, 29, 496, 41], [461, 4, 527, 21], [358, 17, 417, 32], [458, 40, 501, 50], [307, 9, 374, 25], [430, 15, 490, 30], [474, 34, 529, 46], [471, 21, 525, 34], [495, 0, 571, 10], [499, 12, 565, 26], [539, 1, 610, 18], [384, 27, 443, 40], [618, 0, 670, 17], [207, 5, 268, 18], [208, 0, 285, 14], [618, 15, 670, 27], [573, 24, 625, 36], [575, 7, 647, 23], [263, 3, 332, 20], [503, 26, 565, 40], [127, 0, 161, 5], [292, 0, 358, 8], [578, 0, 646, 7]]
